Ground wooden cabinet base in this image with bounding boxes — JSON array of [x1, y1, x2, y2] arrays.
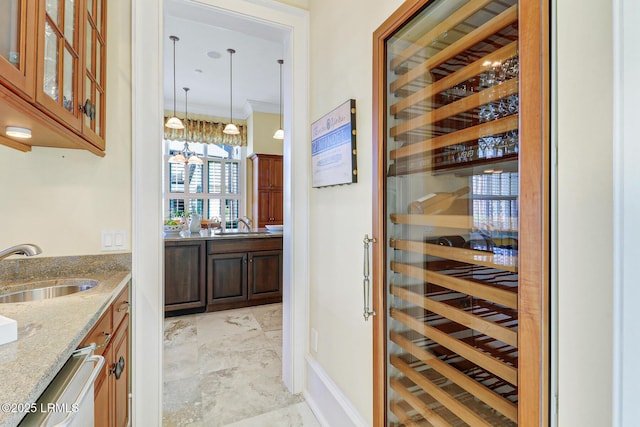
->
[[206, 237, 283, 312], [165, 240, 206, 316], [81, 283, 130, 427], [205, 295, 282, 312]]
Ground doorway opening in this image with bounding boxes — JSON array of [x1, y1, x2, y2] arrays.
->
[[131, 0, 310, 423]]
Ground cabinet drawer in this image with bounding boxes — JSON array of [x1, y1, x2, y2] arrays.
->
[[80, 308, 112, 356], [207, 237, 282, 254], [112, 285, 130, 331]]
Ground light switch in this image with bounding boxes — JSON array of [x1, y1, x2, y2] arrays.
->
[[101, 231, 113, 249], [114, 230, 127, 249], [101, 230, 127, 251]]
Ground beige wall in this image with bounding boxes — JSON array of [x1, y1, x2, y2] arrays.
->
[[247, 111, 284, 156], [308, 0, 403, 423], [557, 0, 613, 425], [0, 1, 132, 257]]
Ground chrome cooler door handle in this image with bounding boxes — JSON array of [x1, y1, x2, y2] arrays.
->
[[363, 234, 377, 321]]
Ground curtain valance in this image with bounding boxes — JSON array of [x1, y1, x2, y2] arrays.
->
[[163, 117, 247, 146]]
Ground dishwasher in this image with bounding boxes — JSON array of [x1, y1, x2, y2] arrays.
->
[[19, 345, 104, 426]]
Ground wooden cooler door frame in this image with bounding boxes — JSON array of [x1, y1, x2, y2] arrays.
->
[[371, 0, 550, 425]]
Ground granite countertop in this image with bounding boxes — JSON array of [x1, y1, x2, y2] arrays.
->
[[164, 228, 283, 242], [0, 270, 131, 427]]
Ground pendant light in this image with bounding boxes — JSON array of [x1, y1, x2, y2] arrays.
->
[[169, 87, 203, 165], [273, 59, 284, 140], [166, 35, 185, 130], [223, 48, 240, 135]]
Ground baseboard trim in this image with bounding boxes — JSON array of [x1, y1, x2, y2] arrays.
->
[[303, 354, 369, 427]]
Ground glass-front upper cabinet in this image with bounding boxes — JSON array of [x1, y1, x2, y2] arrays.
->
[[82, 0, 107, 148], [373, 0, 548, 425], [0, 0, 36, 98], [36, 0, 83, 130]]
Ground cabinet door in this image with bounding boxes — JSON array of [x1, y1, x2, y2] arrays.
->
[[94, 344, 111, 427], [36, 0, 82, 131], [0, 0, 36, 99], [254, 155, 283, 189], [111, 317, 129, 427], [248, 250, 282, 300], [207, 252, 247, 306], [256, 157, 272, 190], [80, 0, 106, 148], [257, 190, 271, 227], [269, 190, 283, 224], [270, 156, 283, 190], [164, 241, 206, 313]]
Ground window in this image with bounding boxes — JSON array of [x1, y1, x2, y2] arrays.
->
[[164, 140, 245, 229], [470, 171, 518, 255]]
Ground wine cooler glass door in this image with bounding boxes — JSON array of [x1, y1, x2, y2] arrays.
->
[[383, 0, 520, 425]]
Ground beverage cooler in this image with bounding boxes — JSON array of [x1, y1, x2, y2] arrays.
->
[[371, 0, 549, 425]]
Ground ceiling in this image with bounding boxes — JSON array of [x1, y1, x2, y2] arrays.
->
[[163, 0, 288, 120]]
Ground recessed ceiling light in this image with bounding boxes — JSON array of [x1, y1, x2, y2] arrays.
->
[[5, 126, 32, 139], [206, 51, 221, 59], [483, 169, 494, 174]]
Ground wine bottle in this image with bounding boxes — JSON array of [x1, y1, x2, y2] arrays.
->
[[407, 186, 470, 214]]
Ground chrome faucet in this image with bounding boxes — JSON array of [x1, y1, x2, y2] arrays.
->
[[237, 217, 252, 231], [0, 244, 42, 262]]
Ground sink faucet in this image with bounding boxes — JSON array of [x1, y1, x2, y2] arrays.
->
[[237, 217, 252, 231], [0, 244, 42, 262]]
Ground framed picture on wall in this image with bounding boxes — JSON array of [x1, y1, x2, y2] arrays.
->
[[311, 99, 358, 188]]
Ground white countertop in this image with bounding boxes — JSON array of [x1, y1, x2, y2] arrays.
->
[[0, 271, 131, 426]]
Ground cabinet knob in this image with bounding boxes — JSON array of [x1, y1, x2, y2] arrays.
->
[[109, 356, 125, 379], [79, 98, 96, 120]]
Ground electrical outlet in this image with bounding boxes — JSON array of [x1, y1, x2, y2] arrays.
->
[[311, 328, 318, 353]]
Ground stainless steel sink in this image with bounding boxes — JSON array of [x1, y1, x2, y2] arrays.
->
[[0, 279, 99, 303]]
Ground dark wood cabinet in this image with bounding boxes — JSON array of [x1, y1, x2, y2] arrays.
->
[[208, 252, 248, 306], [250, 154, 283, 227], [206, 237, 283, 312], [0, 0, 107, 155], [248, 250, 282, 301], [164, 240, 206, 315]]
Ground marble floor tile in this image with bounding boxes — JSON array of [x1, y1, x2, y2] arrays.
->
[[198, 337, 280, 376], [163, 375, 203, 427], [200, 365, 303, 426], [163, 303, 319, 426], [250, 303, 283, 332], [264, 329, 283, 360], [164, 341, 199, 383], [223, 402, 322, 427], [196, 308, 261, 341], [164, 315, 198, 348]]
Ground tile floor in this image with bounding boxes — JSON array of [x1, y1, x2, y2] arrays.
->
[[163, 303, 320, 427]]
